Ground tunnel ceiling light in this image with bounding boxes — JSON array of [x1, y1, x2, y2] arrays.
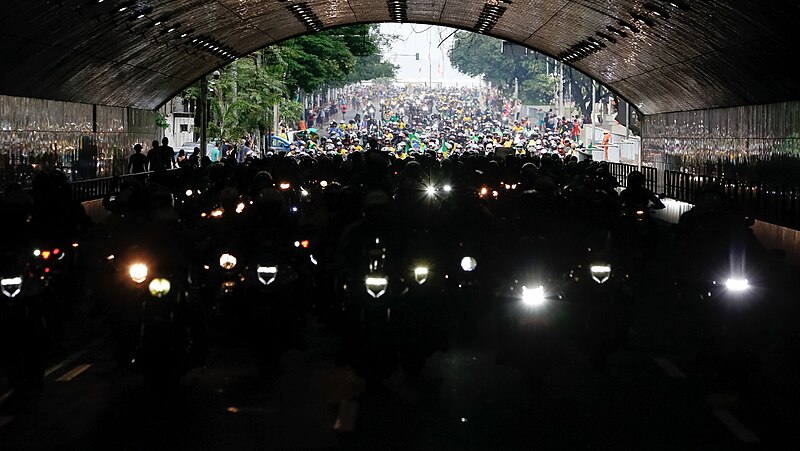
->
[[607, 25, 628, 38], [643, 3, 670, 19], [596, 31, 617, 44], [630, 11, 656, 27], [387, 0, 408, 23], [665, 0, 689, 11], [474, 2, 507, 34], [618, 20, 639, 33], [287, 2, 323, 33]]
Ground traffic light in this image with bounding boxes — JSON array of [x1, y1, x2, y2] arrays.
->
[[415, 53, 419, 60]]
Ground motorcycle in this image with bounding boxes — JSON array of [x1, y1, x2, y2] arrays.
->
[[562, 234, 633, 371], [111, 243, 207, 390], [393, 228, 450, 376], [337, 235, 403, 390], [0, 246, 48, 392], [240, 238, 303, 372], [494, 235, 571, 391]]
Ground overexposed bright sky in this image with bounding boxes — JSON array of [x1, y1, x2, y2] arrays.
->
[[379, 23, 483, 86]]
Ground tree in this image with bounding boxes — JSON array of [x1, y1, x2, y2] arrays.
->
[[448, 31, 558, 105], [564, 67, 611, 123], [179, 25, 394, 142]]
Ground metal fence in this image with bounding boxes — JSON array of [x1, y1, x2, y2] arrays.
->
[[664, 170, 799, 230], [69, 169, 179, 203]]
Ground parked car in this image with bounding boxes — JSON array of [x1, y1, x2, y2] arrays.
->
[[179, 142, 217, 159], [269, 136, 291, 153]]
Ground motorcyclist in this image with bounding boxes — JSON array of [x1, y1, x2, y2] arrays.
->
[[619, 170, 664, 214]]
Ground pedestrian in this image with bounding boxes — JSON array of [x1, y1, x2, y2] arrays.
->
[[159, 137, 175, 170], [238, 139, 251, 163], [602, 130, 611, 160], [147, 139, 162, 171], [189, 147, 200, 167], [572, 117, 581, 142], [207, 141, 221, 162], [128, 143, 148, 173]]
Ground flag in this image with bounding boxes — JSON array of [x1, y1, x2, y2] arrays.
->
[[441, 140, 449, 159]]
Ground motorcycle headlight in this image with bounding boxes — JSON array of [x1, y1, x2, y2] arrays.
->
[[521, 285, 546, 307], [366, 276, 388, 298], [414, 266, 429, 285], [129, 263, 148, 284], [1, 276, 23, 298], [425, 186, 436, 196], [219, 253, 237, 270], [257, 266, 278, 286], [725, 278, 749, 292], [148, 278, 171, 298], [590, 264, 612, 284], [461, 256, 477, 272]]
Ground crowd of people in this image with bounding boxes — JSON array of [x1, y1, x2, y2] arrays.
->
[[281, 86, 592, 160]]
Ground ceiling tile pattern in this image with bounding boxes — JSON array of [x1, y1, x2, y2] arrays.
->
[[1, 0, 798, 114]]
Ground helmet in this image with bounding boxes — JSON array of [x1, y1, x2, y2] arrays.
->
[[626, 170, 645, 188]]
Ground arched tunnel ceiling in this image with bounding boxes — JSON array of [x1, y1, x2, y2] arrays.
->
[[1, 0, 799, 115]]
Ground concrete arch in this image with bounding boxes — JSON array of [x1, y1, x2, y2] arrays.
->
[[1, 1, 798, 114]]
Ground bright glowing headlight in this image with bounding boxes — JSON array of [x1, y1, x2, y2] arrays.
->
[[522, 285, 546, 307], [219, 253, 237, 270], [443, 185, 452, 192], [279, 182, 291, 190], [129, 263, 148, 283], [185, 189, 193, 197], [414, 266, 429, 285], [236, 202, 245, 214], [725, 278, 749, 292], [365, 276, 388, 298], [425, 186, 436, 196], [461, 256, 477, 272], [257, 266, 278, 285], [320, 180, 328, 188], [590, 264, 612, 284], [148, 278, 171, 298], [1, 276, 23, 298]]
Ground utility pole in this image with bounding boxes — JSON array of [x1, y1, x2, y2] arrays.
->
[[199, 76, 208, 159], [559, 62, 564, 117], [428, 27, 432, 88], [591, 79, 596, 148]]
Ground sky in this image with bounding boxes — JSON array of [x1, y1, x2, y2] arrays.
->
[[379, 24, 483, 87]]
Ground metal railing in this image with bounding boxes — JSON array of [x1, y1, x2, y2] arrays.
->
[[69, 169, 180, 203], [664, 170, 799, 230]]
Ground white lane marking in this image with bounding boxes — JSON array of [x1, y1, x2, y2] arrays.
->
[[45, 337, 106, 378], [0, 390, 14, 406], [0, 416, 13, 429], [653, 357, 686, 378], [56, 364, 93, 382], [333, 401, 359, 432], [713, 409, 760, 443]]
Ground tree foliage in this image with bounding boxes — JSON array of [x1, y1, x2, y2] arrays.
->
[[448, 31, 616, 111], [181, 25, 396, 142]]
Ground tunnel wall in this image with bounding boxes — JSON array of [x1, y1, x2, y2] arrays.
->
[[640, 101, 800, 184], [0, 94, 161, 187]]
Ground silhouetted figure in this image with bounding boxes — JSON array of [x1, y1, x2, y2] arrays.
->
[[128, 143, 148, 173]]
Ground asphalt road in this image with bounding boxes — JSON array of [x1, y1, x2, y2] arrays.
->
[[2, 268, 799, 451]]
